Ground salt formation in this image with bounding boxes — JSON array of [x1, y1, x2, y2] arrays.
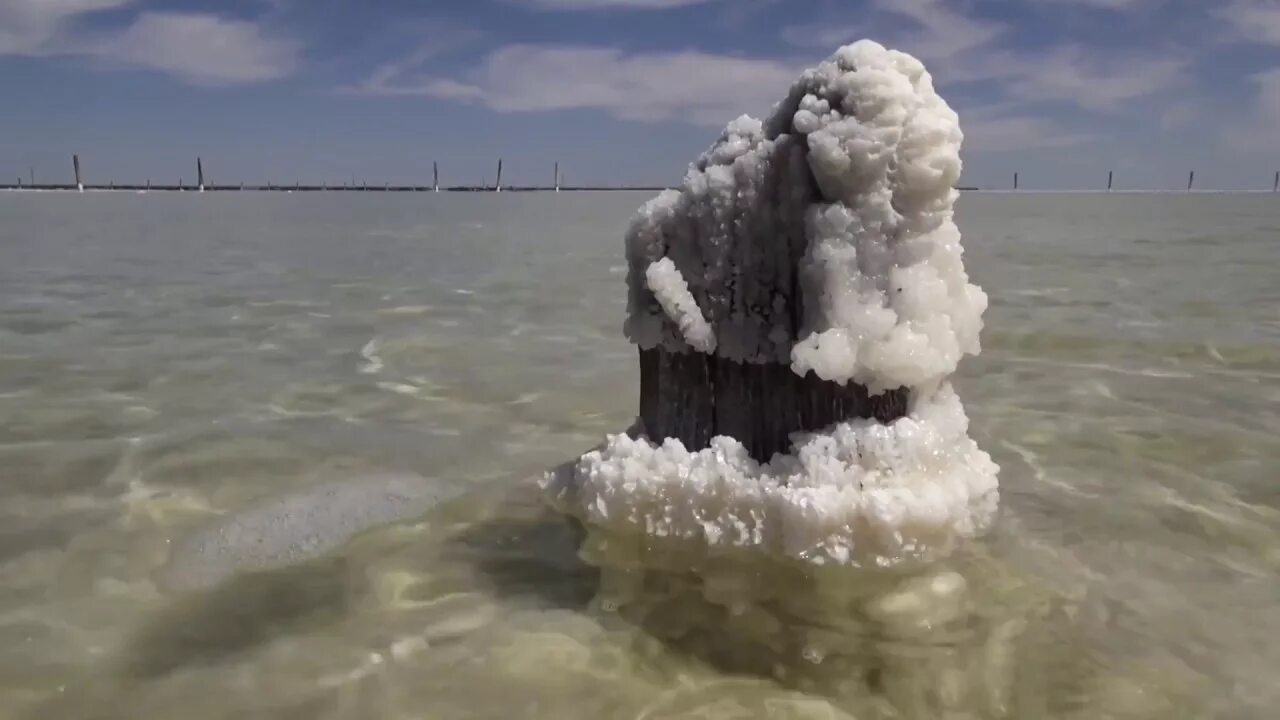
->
[[544, 40, 997, 570]]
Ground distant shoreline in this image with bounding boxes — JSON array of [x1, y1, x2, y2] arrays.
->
[[0, 184, 672, 193], [1, 186, 1273, 194]]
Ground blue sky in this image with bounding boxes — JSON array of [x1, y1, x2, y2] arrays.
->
[[1, 0, 1278, 189]]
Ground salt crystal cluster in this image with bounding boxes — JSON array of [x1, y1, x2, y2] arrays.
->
[[546, 40, 998, 568]]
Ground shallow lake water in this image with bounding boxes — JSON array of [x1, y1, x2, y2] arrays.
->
[[0, 191, 1277, 719]]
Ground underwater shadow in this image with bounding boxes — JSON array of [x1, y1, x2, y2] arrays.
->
[[442, 505, 600, 612], [121, 555, 358, 680]]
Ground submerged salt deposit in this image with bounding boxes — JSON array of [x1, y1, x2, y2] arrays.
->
[[158, 473, 456, 592], [549, 40, 998, 568], [546, 385, 997, 567]]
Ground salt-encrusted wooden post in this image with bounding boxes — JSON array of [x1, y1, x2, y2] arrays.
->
[[547, 40, 997, 573]]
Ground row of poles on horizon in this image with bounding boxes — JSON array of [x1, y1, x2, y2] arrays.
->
[[8, 155, 1280, 192], [1011, 169, 1279, 192], [9, 155, 568, 192]]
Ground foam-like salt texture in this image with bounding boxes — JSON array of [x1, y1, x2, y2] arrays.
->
[[544, 384, 997, 568], [624, 39, 986, 394], [554, 40, 998, 569]]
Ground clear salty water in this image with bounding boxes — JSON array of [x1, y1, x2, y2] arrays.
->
[[0, 192, 1277, 719]]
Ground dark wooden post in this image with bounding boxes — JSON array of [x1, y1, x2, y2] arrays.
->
[[638, 350, 907, 462]]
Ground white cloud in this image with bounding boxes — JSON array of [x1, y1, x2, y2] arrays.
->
[[0, 1, 298, 85], [360, 44, 801, 126], [89, 12, 299, 85], [0, 0, 131, 53], [508, 0, 719, 8], [1216, 0, 1280, 45]]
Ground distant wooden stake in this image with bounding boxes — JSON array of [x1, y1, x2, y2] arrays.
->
[[73, 154, 82, 192], [1107, 170, 1113, 191], [1188, 171, 1195, 191], [197, 157, 205, 192], [496, 159, 503, 192], [1013, 171, 1018, 190]]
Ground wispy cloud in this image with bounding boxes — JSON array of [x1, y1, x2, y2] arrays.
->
[[1216, 0, 1280, 46], [1036, 0, 1154, 9], [0, 0, 131, 54], [959, 104, 1093, 152], [340, 22, 487, 95], [0, 0, 299, 85], [1159, 100, 1199, 132], [1002, 46, 1187, 110], [1223, 68, 1280, 151], [781, 0, 1187, 122], [782, 0, 1005, 63], [357, 44, 800, 126], [507, 0, 721, 9]]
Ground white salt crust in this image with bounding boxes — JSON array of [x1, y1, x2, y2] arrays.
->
[[543, 384, 999, 569], [624, 39, 987, 394], [645, 257, 717, 353]]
